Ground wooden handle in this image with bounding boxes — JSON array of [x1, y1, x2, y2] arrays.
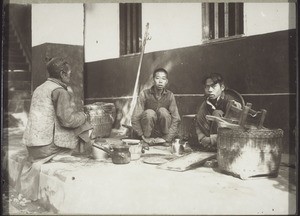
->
[[206, 115, 241, 129], [128, 23, 151, 122], [92, 143, 111, 155], [206, 115, 228, 124]]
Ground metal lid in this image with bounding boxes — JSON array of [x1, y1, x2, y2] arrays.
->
[[112, 144, 130, 149]]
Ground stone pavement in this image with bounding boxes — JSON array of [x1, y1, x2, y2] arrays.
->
[[2, 128, 48, 215], [2, 185, 48, 215], [1, 127, 297, 215]]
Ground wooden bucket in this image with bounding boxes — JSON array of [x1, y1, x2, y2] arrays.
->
[[217, 127, 283, 179], [84, 103, 116, 139]]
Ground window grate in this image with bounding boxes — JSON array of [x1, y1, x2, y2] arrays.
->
[[119, 3, 142, 56], [202, 2, 243, 41]]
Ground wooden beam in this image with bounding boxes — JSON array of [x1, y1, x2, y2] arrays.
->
[[214, 3, 218, 39], [224, 3, 229, 37]]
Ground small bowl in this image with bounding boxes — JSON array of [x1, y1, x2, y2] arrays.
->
[[122, 139, 143, 161]]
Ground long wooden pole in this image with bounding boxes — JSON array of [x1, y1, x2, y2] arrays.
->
[[128, 23, 150, 124]]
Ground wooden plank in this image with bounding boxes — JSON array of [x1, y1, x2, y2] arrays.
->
[[132, 4, 137, 53], [202, 3, 210, 40], [157, 152, 216, 172], [137, 3, 142, 52], [119, 4, 126, 55], [214, 3, 219, 39], [224, 3, 229, 37]]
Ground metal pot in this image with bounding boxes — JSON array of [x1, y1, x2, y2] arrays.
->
[[92, 143, 131, 164], [92, 144, 109, 160], [171, 139, 187, 156]]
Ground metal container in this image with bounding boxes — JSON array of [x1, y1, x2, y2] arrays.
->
[[92, 143, 131, 164], [171, 138, 187, 156], [92, 140, 110, 160], [110, 144, 131, 164]]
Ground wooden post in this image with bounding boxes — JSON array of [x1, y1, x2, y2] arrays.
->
[[258, 109, 267, 129], [239, 105, 250, 127]]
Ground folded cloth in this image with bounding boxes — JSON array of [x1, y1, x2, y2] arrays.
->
[[74, 121, 93, 143], [78, 131, 90, 143]]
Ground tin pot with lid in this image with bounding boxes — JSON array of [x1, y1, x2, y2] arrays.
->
[[171, 138, 187, 156], [92, 143, 131, 164]]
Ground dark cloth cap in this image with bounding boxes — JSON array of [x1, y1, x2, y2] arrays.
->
[[46, 57, 70, 77]]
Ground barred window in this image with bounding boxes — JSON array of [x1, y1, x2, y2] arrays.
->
[[202, 3, 244, 41], [119, 3, 142, 55]]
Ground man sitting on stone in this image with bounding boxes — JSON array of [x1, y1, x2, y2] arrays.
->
[[131, 68, 181, 146], [19, 57, 92, 200], [195, 73, 241, 151]]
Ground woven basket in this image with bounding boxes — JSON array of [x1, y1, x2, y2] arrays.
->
[[84, 103, 116, 138], [217, 127, 283, 180]]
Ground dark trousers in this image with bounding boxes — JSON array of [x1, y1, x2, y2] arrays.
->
[[140, 107, 171, 138]]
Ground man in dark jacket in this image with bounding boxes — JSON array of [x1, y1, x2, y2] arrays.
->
[[195, 73, 241, 151]]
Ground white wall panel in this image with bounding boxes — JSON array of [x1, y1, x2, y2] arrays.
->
[[142, 3, 202, 53], [244, 3, 296, 36], [84, 3, 119, 62], [83, 2, 296, 62], [32, 4, 84, 47]]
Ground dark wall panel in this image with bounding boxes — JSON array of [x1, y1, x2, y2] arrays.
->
[[243, 95, 297, 153], [32, 43, 84, 110], [9, 4, 32, 53], [84, 29, 296, 154], [85, 29, 296, 98]]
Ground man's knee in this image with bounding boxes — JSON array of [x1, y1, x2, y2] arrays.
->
[[157, 107, 170, 118], [212, 110, 224, 117], [142, 109, 157, 120]]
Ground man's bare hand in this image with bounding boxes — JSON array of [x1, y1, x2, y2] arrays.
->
[[142, 137, 155, 145], [199, 135, 217, 151], [209, 134, 218, 145], [200, 136, 211, 148]]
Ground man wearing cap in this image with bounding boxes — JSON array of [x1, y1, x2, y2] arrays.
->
[[19, 57, 92, 200], [131, 68, 181, 146]]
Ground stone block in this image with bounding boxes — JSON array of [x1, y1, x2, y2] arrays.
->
[[7, 81, 31, 91]]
